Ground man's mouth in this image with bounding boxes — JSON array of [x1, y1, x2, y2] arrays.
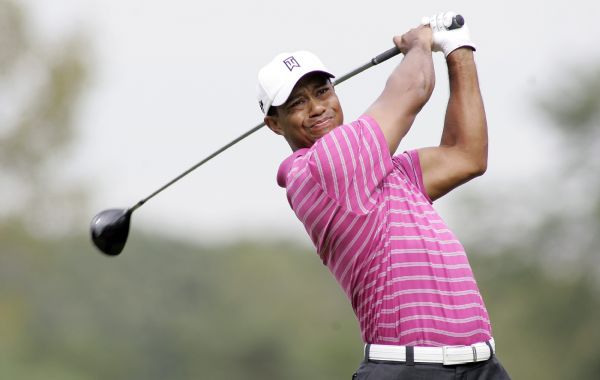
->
[[310, 116, 333, 131]]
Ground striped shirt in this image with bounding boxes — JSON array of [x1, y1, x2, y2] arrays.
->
[[276, 115, 492, 346]]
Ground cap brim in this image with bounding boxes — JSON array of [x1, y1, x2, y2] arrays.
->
[[271, 70, 335, 108]]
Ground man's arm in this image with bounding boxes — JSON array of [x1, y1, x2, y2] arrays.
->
[[364, 26, 435, 154], [418, 48, 488, 201]]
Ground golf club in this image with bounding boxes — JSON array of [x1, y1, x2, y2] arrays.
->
[[90, 15, 465, 256]]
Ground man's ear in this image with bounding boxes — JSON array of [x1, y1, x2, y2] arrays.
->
[[264, 115, 283, 136]]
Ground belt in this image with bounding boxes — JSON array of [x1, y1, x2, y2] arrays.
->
[[366, 338, 495, 366]]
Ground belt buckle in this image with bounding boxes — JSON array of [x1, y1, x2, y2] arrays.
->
[[442, 345, 467, 366]]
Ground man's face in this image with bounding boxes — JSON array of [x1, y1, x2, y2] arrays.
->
[[265, 73, 344, 151]]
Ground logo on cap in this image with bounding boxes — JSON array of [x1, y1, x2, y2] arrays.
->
[[259, 100, 265, 113], [283, 56, 300, 71]]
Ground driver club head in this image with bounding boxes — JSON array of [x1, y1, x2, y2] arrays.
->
[[90, 208, 133, 256]]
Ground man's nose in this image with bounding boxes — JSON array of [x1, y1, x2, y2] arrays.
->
[[307, 96, 325, 117]]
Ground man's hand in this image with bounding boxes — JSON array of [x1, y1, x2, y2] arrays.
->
[[393, 25, 432, 55], [422, 11, 476, 57]]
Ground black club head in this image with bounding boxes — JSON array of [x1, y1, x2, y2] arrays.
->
[[90, 208, 132, 256]]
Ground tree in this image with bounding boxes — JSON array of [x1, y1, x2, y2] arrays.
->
[[535, 64, 600, 274], [0, 0, 88, 237]]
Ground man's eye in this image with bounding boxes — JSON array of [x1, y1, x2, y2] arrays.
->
[[289, 99, 305, 108], [317, 87, 330, 96]]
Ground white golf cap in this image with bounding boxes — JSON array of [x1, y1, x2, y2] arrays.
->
[[257, 50, 334, 115]]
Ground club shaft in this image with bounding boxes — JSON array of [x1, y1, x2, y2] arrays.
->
[[129, 121, 265, 212], [333, 47, 401, 86], [129, 13, 465, 212]]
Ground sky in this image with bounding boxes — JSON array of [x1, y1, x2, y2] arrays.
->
[[21, 0, 600, 244]]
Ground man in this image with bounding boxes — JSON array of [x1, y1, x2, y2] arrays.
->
[[257, 11, 511, 379]]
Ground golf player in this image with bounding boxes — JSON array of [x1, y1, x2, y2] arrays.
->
[[257, 11, 511, 379]]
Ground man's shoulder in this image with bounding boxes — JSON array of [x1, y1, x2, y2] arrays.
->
[[276, 148, 310, 188]]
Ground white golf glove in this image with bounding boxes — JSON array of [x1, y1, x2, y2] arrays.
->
[[421, 11, 476, 57]]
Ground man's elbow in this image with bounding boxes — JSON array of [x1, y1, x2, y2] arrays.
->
[[466, 154, 488, 179], [457, 139, 488, 179], [455, 145, 488, 180], [471, 161, 487, 178]]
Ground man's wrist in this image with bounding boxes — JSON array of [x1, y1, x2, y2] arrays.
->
[[446, 47, 474, 63], [406, 41, 432, 56]]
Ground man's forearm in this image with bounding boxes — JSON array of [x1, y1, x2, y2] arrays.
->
[[441, 49, 488, 172], [392, 44, 436, 117], [367, 40, 435, 154]]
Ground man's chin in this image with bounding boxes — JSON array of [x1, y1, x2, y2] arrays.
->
[[312, 128, 333, 141]]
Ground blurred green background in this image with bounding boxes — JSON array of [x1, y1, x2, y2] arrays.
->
[[2, 1, 600, 379]]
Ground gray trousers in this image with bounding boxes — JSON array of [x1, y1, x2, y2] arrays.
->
[[352, 356, 512, 379]]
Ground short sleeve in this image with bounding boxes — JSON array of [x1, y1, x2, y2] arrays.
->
[[306, 115, 394, 214], [392, 150, 433, 204]]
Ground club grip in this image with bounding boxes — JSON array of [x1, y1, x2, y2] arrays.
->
[[372, 47, 401, 65], [449, 14, 464, 30], [371, 14, 464, 65]]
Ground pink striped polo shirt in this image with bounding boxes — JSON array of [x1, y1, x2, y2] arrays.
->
[[276, 115, 492, 346]]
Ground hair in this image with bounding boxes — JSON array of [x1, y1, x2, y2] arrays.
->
[[267, 105, 278, 117]]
